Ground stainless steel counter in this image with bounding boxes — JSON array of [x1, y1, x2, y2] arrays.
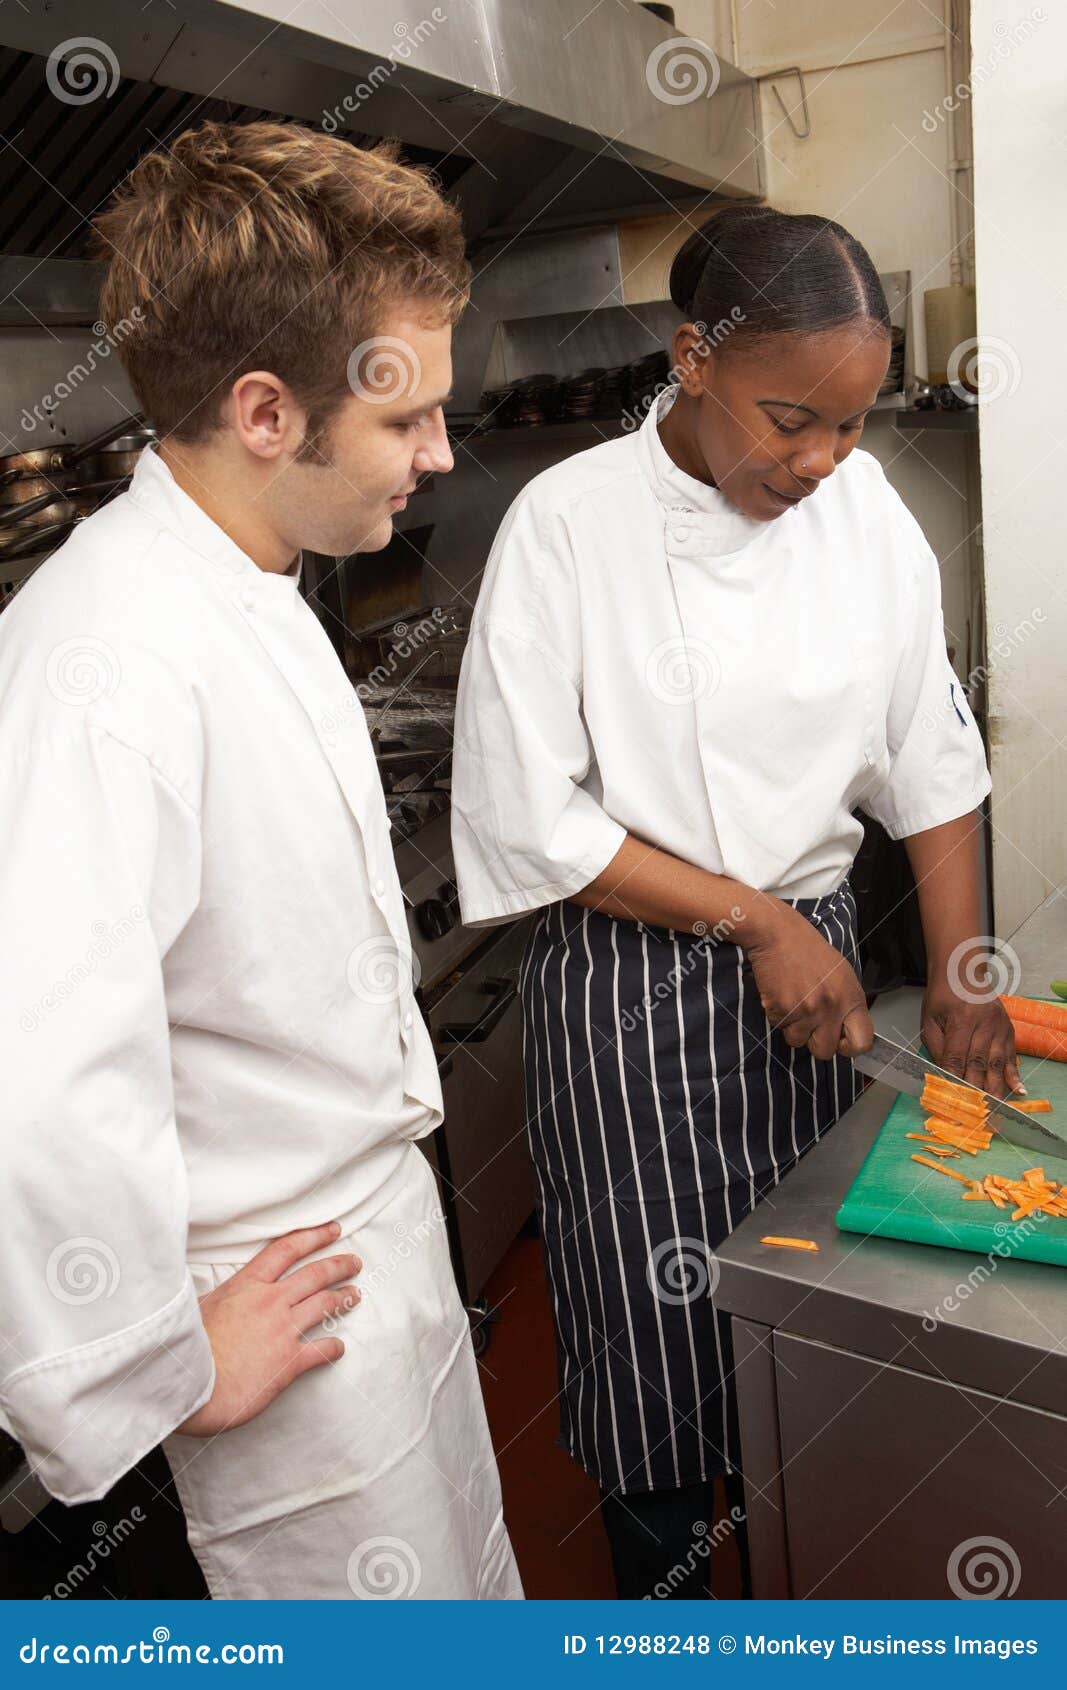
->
[[714, 886, 1067, 1598]]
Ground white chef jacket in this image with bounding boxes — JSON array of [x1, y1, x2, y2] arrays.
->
[[0, 447, 442, 1505], [452, 387, 991, 926]]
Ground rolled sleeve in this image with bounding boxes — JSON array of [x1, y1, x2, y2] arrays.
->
[[451, 490, 626, 927], [860, 523, 991, 841], [0, 720, 215, 1504]]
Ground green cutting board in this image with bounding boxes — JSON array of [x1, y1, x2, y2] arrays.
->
[[836, 1012, 1067, 1268]]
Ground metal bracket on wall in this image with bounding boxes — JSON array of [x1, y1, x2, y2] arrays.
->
[[765, 67, 811, 140]]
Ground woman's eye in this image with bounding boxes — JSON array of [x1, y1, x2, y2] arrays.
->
[[773, 421, 804, 436]]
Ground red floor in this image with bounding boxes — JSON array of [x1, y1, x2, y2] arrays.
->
[[475, 1230, 744, 1600]]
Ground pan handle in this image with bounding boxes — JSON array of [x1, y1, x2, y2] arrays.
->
[[1, 518, 78, 563], [0, 489, 72, 530], [67, 413, 145, 468]]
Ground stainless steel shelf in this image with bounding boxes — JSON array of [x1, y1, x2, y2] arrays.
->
[[895, 407, 978, 432]]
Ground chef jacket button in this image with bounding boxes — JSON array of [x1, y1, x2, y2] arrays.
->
[[374, 878, 386, 897], [403, 1011, 413, 1029], [672, 524, 690, 542]]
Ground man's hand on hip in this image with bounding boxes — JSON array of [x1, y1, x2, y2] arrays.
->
[[175, 1221, 361, 1436]]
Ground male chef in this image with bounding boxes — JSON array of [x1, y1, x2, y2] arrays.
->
[[0, 120, 522, 1601]]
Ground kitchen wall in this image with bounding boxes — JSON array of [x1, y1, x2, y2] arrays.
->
[[967, 0, 1064, 936], [429, 3, 980, 667], [660, 0, 981, 692]]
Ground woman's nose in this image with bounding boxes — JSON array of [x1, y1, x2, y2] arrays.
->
[[790, 441, 836, 482]]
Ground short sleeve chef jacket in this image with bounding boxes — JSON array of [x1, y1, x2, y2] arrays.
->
[[0, 448, 441, 1503], [452, 386, 991, 926]]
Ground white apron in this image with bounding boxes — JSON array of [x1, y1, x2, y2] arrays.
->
[[164, 1146, 522, 1600]]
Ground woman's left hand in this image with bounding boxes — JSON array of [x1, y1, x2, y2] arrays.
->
[[920, 979, 1024, 1099]]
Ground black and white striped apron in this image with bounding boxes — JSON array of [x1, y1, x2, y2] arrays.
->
[[519, 879, 862, 1496]]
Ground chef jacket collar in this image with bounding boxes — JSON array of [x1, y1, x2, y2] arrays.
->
[[128, 445, 302, 592], [637, 384, 768, 557]]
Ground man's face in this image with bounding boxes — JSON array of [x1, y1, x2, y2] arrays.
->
[[277, 314, 455, 556]]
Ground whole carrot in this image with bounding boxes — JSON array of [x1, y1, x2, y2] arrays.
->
[[1000, 995, 1067, 1034], [1009, 1022, 1067, 1061]]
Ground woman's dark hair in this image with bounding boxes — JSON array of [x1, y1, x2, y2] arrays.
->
[[669, 202, 890, 347]]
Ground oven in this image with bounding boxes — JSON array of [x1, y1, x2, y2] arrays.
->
[[392, 808, 536, 1353]]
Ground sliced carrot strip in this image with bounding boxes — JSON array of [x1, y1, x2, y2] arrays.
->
[[760, 1236, 819, 1252], [911, 1153, 977, 1186]]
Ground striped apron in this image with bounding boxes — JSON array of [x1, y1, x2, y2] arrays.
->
[[519, 879, 862, 1496]]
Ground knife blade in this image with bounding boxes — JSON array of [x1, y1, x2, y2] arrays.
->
[[854, 1032, 1067, 1159]]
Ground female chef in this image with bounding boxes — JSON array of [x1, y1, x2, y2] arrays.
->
[[451, 203, 1019, 1598]]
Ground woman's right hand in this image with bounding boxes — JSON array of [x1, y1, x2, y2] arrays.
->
[[747, 901, 874, 1061], [175, 1221, 362, 1437]]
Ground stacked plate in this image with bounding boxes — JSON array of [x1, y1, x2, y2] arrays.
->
[[629, 350, 673, 415]]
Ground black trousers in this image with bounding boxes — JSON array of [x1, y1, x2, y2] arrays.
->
[[599, 1474, 751, 1600]]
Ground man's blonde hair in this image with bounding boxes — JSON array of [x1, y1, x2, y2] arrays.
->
[[93, 120, 470, 446]]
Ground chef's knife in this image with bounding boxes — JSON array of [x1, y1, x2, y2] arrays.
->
[[854, 1031, 1067, 1158]]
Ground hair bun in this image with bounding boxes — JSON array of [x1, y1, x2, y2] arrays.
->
[[668, 203, 777, 315]]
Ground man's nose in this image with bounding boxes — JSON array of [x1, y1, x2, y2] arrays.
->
[[413, 409, 454, 476]]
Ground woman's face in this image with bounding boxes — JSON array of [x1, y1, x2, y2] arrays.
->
[[662, 320, 891, 522]]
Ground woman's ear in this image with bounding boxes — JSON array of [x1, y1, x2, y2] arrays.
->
[[671, 323, 710, 399]]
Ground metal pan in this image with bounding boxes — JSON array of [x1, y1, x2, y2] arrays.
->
[[0, 518, 79, 562], [0, 474, 130, 531], [0, 414, 144, 492], [88, 428, 157, 481]]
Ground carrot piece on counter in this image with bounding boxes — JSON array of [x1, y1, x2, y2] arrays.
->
[[910, 1153, 977, 1186], [759, 1235, 819, 1252]]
